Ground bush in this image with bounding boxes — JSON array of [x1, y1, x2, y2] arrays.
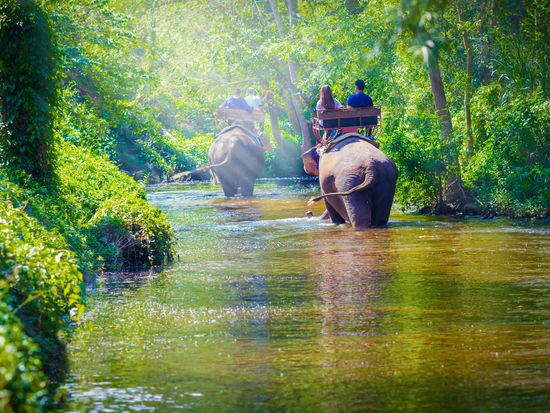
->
[[381, 109, 445, 211], [167, 132, 214, 171], [88, 196, 173, 270], [0, 141, 173, 272], [0, 201, 83, 333], [463, 87, 550, 217], [0, 299, 48, 413], [54, 85, 118, 161], [0, 200, 83, 412]]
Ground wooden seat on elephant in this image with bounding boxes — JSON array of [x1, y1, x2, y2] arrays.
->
[[216, 108, 265, 123], [312, 106, 381, 140]]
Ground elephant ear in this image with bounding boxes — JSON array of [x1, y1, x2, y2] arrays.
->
[[302, 147, 320, 177]]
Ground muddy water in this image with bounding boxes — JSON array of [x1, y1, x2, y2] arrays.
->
[[58, 179, 550, 412]]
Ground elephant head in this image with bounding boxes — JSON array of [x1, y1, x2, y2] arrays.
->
[[301, 146, 320, 177]]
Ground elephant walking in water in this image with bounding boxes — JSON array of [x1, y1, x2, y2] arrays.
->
[[209, 125, 265, 197], [302, 135, 398, 229]]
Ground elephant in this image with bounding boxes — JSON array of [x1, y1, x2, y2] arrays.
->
[[208, 125, 266, 197], [302, 135, 398, 229]]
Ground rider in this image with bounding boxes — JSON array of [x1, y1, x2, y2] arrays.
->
[[221, 88, 254, 112], [244, 88, 262, 109], [345, 79, 377, 133], [244, 87, 265, 132], [316, 85, 342, 142], [220, 88, 255, 131], [346, 79, 373, 108]]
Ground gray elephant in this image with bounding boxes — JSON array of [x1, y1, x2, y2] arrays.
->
[[209, 125, 266, 197], [302, 134, 398, 229]]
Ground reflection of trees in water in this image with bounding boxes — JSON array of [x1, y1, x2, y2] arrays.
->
[[309, 230, 397, 338]]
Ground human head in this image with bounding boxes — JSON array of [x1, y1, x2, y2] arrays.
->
[[320, 85, 335, 110], [234, 88, 242, 97], [247, 87, 256, 95], [354, 79, 365, 92]]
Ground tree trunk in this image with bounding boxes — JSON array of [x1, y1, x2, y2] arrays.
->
[[456, 0, 474, 158], [479, 0, 495, 85], [268, 0, 312, 152], [425, 45, 466, 209], [264, 90, 283, 148], [426, 52, 453, 142]]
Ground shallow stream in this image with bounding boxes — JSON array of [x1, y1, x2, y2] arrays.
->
[[57, 179, 550, 412]]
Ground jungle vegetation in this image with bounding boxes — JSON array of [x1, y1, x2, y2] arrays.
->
[[0, 0, 548, 411]]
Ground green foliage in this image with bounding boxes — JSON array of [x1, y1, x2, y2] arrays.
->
[[0, 0, 58, 177], [463, 87, 549, 217], [54, 85, 117, 160], [167, 133, 214, 170], [8, 0, 542, 216], [0, 200, 83, 331], [1, 140, 173, 272], [0, 200, 83, 412], [88, 196, 173, 270], [0, 298, 47, 413]]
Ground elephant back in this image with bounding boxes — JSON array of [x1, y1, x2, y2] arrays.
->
[[209, 127, 265, 177]]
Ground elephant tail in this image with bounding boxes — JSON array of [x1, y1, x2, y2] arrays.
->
[[208, 153, 232, 170], [307, 177, 372, 206], [192, 152, 232, 173]]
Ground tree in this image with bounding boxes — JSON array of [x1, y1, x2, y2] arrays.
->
[[394, 0, 466, 210], [0, 0, 58, 178], [456, 0, 474, 158]]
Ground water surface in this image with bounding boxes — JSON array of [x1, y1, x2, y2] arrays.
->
[[58, 179, 550, 412]]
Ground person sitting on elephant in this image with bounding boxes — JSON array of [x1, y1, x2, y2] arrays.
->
[[221, 88, 253, 113], [245, 87, 265, 132], [344, 79, 377, 129], [346, 79, 373, 108], [244, 88, 262, 109], [316, 85, 342, 112], [316, 85, 342, 139]]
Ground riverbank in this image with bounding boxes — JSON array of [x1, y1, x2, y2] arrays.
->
[[0, 141, 173, 412]]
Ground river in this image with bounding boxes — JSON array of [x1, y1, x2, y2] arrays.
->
[[57, 179, 550, 412]]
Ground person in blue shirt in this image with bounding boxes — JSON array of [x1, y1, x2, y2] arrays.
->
[[346, 79, 373, 107], [221, 88, 253, 112]]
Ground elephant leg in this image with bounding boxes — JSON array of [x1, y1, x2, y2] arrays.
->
[[324, 200, 346, 225], [239, 178, 255, 198], [319, 209, 331, 221], [219, 177, 237, 197], [344, 190, 372, 230], [372, 191, 393, 226]]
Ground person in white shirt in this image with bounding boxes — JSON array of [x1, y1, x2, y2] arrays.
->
[[316, 85, 342, 112], [245, 88, 262, 109], [316, 85, 342, 139]]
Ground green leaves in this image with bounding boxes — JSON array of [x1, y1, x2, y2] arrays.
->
[[88, 195, 173, 270], [0, 0, 59, 178]]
